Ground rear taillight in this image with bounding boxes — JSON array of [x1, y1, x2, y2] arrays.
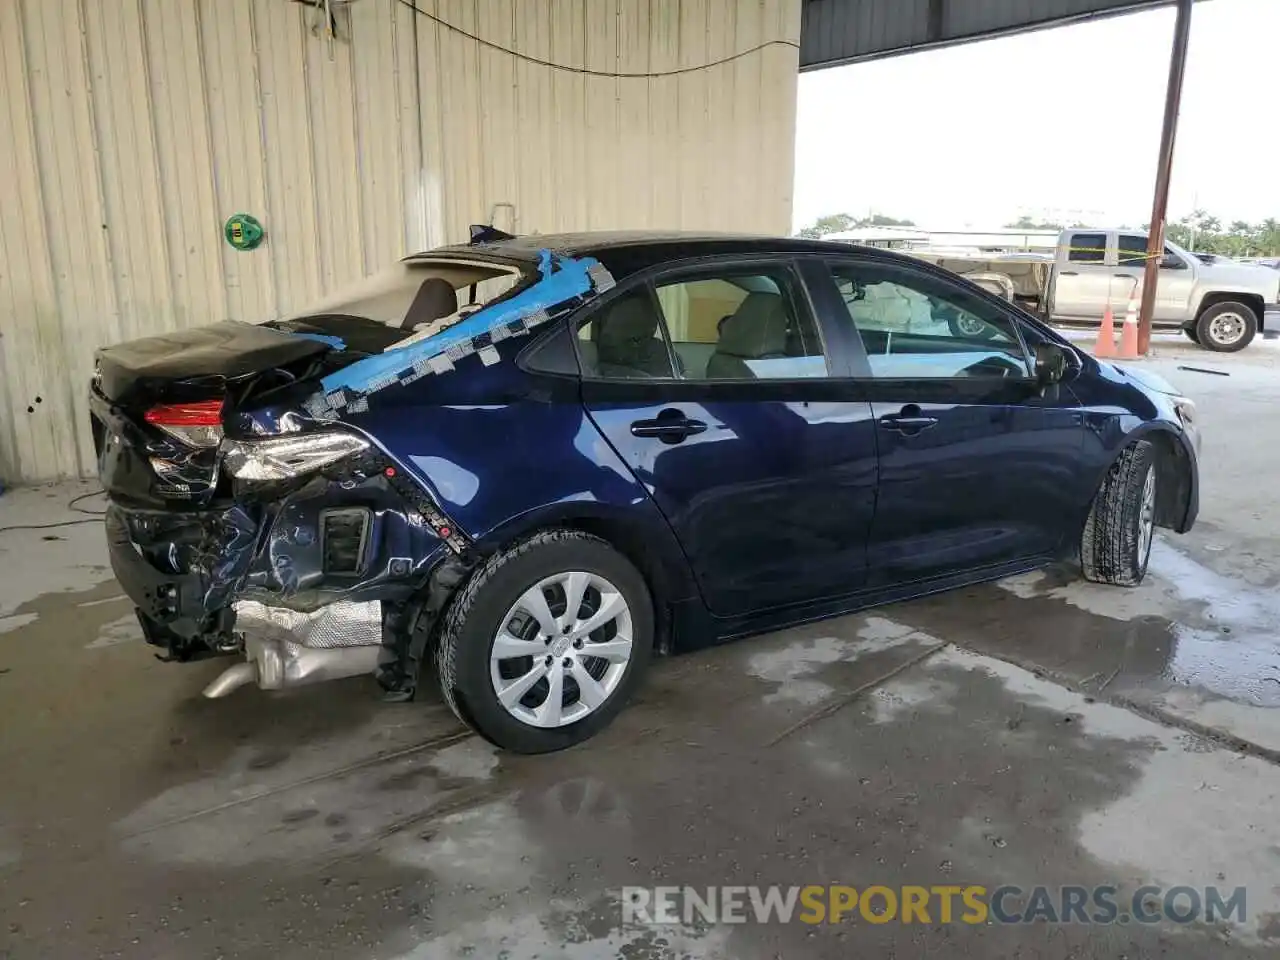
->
[[144, 400, 224, 448], [221, 432, 370, 481]]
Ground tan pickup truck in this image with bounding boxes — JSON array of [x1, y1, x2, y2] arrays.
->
[[910, 229, 1280, 352]]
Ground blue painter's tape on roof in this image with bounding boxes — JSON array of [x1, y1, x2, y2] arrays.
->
[[317, 250, 609, 397]]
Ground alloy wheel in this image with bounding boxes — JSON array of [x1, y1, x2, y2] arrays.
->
[[489, 571, 633, 728], [1139, 465, 1157, 563]]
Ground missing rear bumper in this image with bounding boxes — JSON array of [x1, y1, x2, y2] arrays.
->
[[203, 599, 385, 698]]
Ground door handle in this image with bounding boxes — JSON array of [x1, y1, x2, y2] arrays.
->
[[630, 409, 707, 444], [1059, 271, 1079, 276], [880, 415, 939, 431], [879, 404, 939, 434]]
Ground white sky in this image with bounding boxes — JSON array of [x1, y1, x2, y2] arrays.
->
[[793, 0, 1280, 231]]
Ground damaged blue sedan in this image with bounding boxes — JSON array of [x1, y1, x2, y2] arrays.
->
[[91, 231, 1200, 753]]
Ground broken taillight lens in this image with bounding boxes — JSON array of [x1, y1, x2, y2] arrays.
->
[[221, 432, 370, 482], [144, 400, 224, 448]]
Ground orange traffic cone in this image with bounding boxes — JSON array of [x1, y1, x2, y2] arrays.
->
[[1094, 304, 1116, 358], [1117, 286, 1140, 359]]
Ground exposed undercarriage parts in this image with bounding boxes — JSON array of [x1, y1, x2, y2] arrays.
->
[[202, 599, 385, 698], [109, 444, 471, 694]]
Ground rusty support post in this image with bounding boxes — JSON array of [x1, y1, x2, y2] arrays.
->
[[1138, 0, 1193, 354]]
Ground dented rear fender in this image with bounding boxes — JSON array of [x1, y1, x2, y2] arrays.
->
[[108, 446, 458, 651]]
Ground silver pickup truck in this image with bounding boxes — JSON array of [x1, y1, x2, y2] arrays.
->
[[913, 228, 1280, 351]]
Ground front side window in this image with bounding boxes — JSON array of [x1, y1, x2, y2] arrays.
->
[[1119, 235, 1185, 268], [1067, 233, 1106, 263], [829, 262, 1031, 379], [577, 267, 827, 381]]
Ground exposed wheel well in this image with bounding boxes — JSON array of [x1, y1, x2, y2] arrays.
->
[[557, 516, 678, 654], [1144, 430, 1193, 531], [1197, 292, 1264, 331], [404, 518, 678, 697]]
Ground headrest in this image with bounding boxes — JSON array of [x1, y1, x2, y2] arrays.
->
[[597, 295, 659, 357], [403, 278, 459, 330], [716, 293, 789, 358]]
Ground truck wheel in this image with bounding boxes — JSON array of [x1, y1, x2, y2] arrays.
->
[[946, 313, 997, 340], [1195, 302, 1257, 351], [1080, 440, 1157, 587], [435, 529, 653, 754]]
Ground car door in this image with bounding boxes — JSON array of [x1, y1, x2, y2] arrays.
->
[[576, 257, 877, 618], [1053, 231, 1119, 320], [1114, 233, 1195, 322], [817, 255, 1088, 586]]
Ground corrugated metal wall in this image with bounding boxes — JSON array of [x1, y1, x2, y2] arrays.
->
[[0, 0, 801, 485]]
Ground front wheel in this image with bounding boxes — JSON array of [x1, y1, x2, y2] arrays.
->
[[1195, 301, 1257, 352], [435, 530, 653, 753], [1080, 440, 1157, 586]]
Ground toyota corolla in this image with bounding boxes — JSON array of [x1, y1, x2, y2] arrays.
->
[[91, 232, 1200, 753]]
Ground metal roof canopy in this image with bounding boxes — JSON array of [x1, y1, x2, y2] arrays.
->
[[799, 0, 1175, 70]]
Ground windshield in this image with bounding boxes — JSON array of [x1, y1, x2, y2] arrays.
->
[[286, 259, 527, 331]]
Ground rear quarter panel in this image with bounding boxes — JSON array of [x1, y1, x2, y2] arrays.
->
[[341, 335, 697, 601]]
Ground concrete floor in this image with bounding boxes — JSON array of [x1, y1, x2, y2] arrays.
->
[[3, 340, 1280, 959]]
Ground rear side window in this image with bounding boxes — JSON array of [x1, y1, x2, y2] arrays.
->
[[654, 270, 825, 380], [577, 267, 828, 381], [1117, 235, 1148, 266], [1067, 233, 1106, 263], [576, 290, 677, 380]]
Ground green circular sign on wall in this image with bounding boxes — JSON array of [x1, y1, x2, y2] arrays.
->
[[224, 213, 265, 251]]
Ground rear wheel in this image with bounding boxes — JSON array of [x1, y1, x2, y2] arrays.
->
[[435, 530, 653, 753], [1080, 440, 1157, 586], [1195, 301, 1257, 352]]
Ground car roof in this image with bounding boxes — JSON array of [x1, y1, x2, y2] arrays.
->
[[406, 231, 873, 282]]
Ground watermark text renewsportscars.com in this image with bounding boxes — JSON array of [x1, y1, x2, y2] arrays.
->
[[622, 884, 1247, 926]]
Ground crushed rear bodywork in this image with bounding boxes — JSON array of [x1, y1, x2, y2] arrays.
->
[[90, 248, 614, 698]]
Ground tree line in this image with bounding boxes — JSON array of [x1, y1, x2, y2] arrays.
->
[[1006, 213, 1280, 257], [795, 213, 916, 239], [798, 211, 1280, 258]]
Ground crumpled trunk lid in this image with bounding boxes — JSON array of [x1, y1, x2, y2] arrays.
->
[[90, 316, 407, 507], [94, 319, 333, 407], [91, 320, 343, 508]]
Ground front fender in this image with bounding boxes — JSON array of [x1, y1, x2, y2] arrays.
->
[[1080, 420, 1198, 534], [1069, 356, 1197, 534]]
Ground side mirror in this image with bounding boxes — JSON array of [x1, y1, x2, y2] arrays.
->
[[1034, 343, 1068, 385], [1161, 255, 1184, 270]]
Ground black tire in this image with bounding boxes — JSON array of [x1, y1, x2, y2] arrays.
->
[[1195, 301, 1257, 352], [946, 312, 998, 340], [1080, 440, 1158, 586], [1183, 326, 1200, 344], [435, 529, 653, 754]]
